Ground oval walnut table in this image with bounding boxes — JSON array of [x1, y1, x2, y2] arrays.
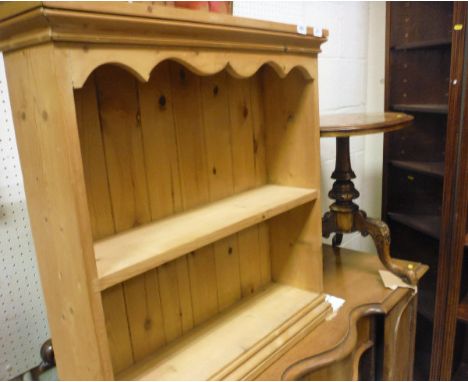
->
[[320, 112, 416, 284]]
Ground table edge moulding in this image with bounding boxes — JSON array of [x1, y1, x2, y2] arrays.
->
[[0, 2, 329, 380]]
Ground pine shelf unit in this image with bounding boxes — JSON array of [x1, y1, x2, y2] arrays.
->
[[0, 3, 330, 380]]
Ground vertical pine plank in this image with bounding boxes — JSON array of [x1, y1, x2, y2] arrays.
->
[[75, 76, 115, 240], [101, 286, 134, 374], [94, 65, 163, 366], [169, 62, 218, 325], [200, 72, 241, 310], [249, 75, 267, 187], [187, 248, 218, 323], [123, 270, 165, 361], [175, 256, 195, 333], [94, 66, 151, 231], [157, 262, 183, 342], [138, 61, 193, 343], [250, 74, 271, 286], [138, 61, 182, 219], [227, 76, 263, 296], [75, 75, 133, 373]]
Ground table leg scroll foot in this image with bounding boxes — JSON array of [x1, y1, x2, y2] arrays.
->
[[354, 211, 417, 286], [332, 233, 343, 247]]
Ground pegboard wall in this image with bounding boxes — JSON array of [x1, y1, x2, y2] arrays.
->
[[0, 52, 49, 380]]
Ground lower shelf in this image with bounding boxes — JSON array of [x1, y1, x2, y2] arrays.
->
[[390, 160, 444, 178], [118, 283, 330, 381], [387, 212, 440, 240], [391, 103, 448, 114]]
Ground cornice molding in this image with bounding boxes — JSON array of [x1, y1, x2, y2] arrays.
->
[[0, 3, 328, 54]]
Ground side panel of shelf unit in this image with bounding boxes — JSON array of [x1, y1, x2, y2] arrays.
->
[[74, 61, 323, 374], [5, 44, 114, 379], [262, 65, 323, 291]]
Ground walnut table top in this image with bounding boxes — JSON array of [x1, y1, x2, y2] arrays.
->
[[320, 112, 413, 137]]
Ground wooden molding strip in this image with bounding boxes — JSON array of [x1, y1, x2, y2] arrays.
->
[[66, 46, 317, 89], [0, 3, 327, 54]]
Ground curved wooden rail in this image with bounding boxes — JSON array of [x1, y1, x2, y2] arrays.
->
[[68, 49, 315, 89], [282, 304, 384, 380]]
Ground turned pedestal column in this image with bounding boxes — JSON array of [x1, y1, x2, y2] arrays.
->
[[320, 112, 417, 284]]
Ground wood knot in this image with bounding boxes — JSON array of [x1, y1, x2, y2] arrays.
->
[[159, 95, 166, 108], [144, 318, 152, 330], [213, 85, 219, 96], [179, 68, 186, 82]]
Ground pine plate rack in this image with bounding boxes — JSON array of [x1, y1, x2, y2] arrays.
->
[[0, 2, 330, 380]]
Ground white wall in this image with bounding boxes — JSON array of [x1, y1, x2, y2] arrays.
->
[[234, 1, 386, 252]]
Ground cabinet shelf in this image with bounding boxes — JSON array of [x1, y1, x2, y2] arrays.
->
[[391, 103, 448, 114], [387, 212, 440, 240], [391, 39, 451, 51], [390, 160, 444, 178], [95, 185, 318, 291], [118, 283, 329, 381], [458, 294, 468, 323]]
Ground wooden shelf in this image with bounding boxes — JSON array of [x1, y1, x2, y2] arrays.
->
[[387, 212, 440, 240], [390, 160, 444, 178], [458, 294, 468, 323], [392, 39, 451, 51], [95, 185, 318, 290], [392, 103, 448, 114], [118, 283, 329, 381]]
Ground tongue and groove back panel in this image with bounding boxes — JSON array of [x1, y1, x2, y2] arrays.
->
[[74, 61, 297, 373]]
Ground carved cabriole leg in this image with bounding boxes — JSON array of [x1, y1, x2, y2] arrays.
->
[[354, 210, 417, 285]]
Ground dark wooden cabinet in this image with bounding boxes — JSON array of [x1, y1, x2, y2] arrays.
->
[[384, 2, 468, 379]]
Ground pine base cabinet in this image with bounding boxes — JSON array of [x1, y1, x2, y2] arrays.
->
[[0, 3, 330, 380]]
